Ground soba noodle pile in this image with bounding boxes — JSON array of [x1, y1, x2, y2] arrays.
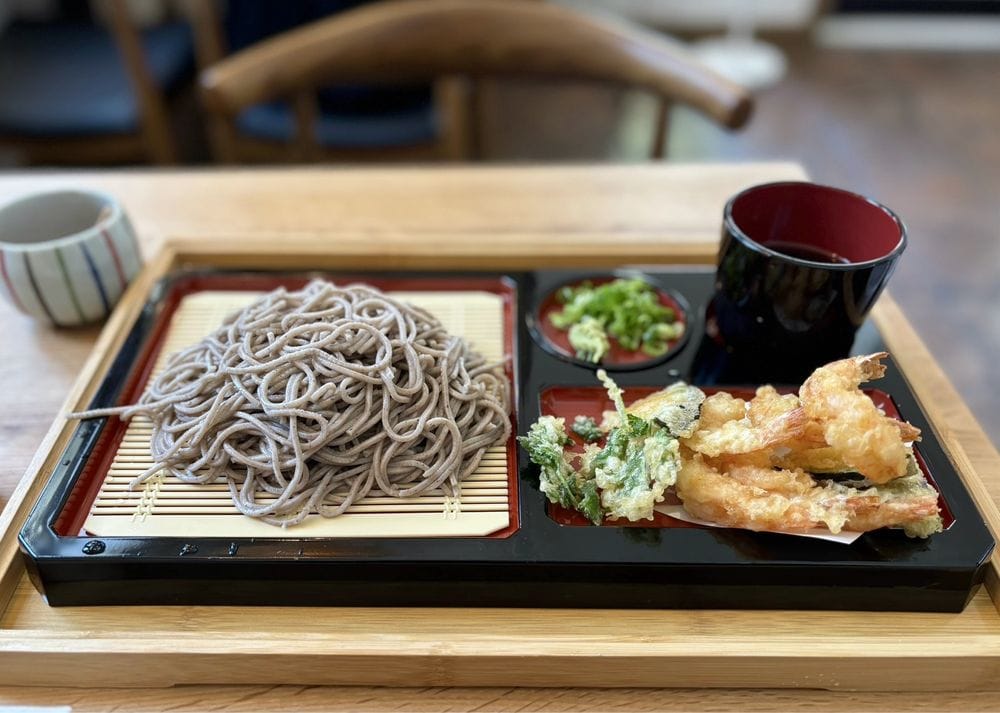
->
[[74, 280, 511, 526]]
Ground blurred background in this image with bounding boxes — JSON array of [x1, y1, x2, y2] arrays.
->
[[0, 0, 997, 443]]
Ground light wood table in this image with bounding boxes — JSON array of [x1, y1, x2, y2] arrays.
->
[[1, 163, 998, 711]]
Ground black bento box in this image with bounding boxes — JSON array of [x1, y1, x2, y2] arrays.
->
[[18, 269, 995, 611]]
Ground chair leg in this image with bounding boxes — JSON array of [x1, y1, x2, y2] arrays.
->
[[435, 77, 471, 161], [651, 97, 671, 160], [293, 91, 321, 162], [207, 116, 240, 163], [142, 110, 179, 165], [107, 0, 178, 165], [470, 78, 501, 162]]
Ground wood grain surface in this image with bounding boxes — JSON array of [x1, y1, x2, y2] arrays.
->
[[3, 685, 1000, 712], [2, 163, 999, 710]]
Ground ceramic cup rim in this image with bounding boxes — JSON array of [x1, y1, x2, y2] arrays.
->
[[722, 181, 908, 271], [0, 188, 123, 251]]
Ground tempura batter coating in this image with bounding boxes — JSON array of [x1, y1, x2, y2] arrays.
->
[[681, 389, 813, 458], [676, 454, 856, 533], [799, 352, 919, 483], [675, 454, 941, 536]]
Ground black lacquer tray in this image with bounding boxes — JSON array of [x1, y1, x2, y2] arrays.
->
[[18, 268, 995, 611]]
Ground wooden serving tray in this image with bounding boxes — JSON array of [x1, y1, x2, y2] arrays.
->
[[2, 241, 1000, 690]]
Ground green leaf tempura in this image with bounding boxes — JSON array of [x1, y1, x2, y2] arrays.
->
[[518, 416, 603, 525], [571, 415, 604, 443], [591, 373, 683, 522], [520, 371, 701, 526], [594, 429, 681, 523]]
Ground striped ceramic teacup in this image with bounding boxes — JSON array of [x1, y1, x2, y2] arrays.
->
[[0, 189, 142, 326]]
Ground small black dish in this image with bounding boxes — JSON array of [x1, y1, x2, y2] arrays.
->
[[527, 270, 691, 372]]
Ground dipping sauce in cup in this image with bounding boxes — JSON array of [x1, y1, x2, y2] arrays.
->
[[696, 181, 906, 384]]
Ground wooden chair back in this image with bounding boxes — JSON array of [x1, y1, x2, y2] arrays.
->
[[199, 0, 753, 161], [0, 0, 178, 165], [105, 0, 178, 164]]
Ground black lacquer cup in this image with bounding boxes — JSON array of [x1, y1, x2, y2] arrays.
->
[[694, 181, 907, 384]]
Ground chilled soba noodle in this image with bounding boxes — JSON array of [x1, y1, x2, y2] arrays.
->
[[73, 280, 511, 526]]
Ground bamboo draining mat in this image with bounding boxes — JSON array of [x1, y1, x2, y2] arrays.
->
[[84, 290, 511, 538]]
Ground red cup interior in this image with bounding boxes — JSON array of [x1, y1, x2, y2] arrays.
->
[[728, 183, 904, 264]]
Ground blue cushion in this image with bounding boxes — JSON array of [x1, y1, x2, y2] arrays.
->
[[224, 1, 437, 150], [0, 21, 193, 136], [236, 101, 439, 149]]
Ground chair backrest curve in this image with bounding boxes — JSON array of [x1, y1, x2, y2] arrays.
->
[[200, 0, 752, 130]]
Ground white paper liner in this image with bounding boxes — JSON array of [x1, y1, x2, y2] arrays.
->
[[653, 504, 864, 545]]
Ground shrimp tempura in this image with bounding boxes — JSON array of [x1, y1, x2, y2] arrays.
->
[[799, 353, 918, 483]]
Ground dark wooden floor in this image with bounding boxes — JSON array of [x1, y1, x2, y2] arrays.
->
[[482, 42, 1000, 445]]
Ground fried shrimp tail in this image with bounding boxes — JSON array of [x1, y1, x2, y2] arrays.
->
[[799, 352, 919, 483], [675, 454, 942, 537], [676, 455, 855, 533]]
